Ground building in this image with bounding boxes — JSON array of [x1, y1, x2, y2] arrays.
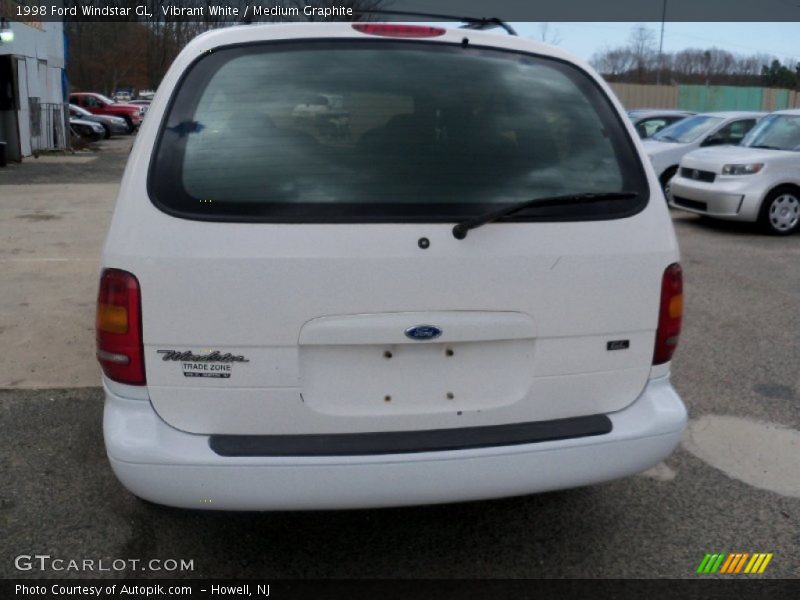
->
[[0, 11, 67, 162]]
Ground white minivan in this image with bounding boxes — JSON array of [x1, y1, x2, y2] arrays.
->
[[97, 22, 686, 510]]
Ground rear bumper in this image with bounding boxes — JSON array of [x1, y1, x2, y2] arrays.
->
[[104, 376, 687, 510]]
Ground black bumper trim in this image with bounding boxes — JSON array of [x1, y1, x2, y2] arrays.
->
[[208, 414, 613, 457]]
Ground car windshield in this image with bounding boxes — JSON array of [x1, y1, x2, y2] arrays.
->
[[150, 41, 647, 222], [96, 93, 116, 105], [741, 114, 800, 151], [70, 104, 90, 116], [652, 115, 724, 143]]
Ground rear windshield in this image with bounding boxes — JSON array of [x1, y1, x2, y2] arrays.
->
[[652, 115, 723, 144], [149, 40, 647, 222]]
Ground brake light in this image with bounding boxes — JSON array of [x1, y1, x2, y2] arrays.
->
[[96, 269, 145, 385], [653, 263, 683, 365], [352, 24, 446, 38]]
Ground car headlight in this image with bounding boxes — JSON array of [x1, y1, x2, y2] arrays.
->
[[722, 163, 764, 175]]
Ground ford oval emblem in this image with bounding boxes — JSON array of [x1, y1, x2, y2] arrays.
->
[[405, 325, 442, 341]]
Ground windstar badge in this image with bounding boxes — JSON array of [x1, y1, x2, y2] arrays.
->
[[157, 350, 249, 363]]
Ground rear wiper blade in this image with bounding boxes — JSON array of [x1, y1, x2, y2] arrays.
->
[[452, 192, 639, 240]]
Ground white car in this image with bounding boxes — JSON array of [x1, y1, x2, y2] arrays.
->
[[643, 111, 765, 195], [627, 109, 695, 139], [97, 22, 686, 510], [670, 109, 800, 234]]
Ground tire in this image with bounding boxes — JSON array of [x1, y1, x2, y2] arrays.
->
[[76, 125, 95, 140], [124, 117, 134, 134], [759, 186, 800, 235], [660, 166, 678, 202]]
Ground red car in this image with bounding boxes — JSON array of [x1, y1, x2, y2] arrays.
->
[[69, 93, 144, 133]]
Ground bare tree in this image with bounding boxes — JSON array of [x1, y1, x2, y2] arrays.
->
[[628, 24, 656, 82], [590, 47, 636, 77], [537, 23, 562, 46]]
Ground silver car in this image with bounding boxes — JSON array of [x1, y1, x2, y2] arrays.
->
[[669, 109, 800, 235]]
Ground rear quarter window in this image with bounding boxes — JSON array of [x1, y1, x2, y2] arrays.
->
[[149, 40, 648, 222]]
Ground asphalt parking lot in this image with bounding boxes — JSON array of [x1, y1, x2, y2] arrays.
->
[[1, 138, 798, 579]]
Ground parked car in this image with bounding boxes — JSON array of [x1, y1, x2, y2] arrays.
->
[[69, 92, 144, 133], [643, 111, 765, 196], [627, 109, 695, 139], [69, 104, 128, 138], [98, 22, 686, 510], [669, 109, 800, 234], [113, 91, 132, 102], [69, 117, 105, 141]]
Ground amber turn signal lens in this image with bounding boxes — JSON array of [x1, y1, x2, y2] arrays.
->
[[668, 294, 684, 319], [97, 302, 128, 334]]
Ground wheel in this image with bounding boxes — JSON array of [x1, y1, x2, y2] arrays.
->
[[76, 125, 94, 140], [759, 187, 800, 235], [660, 166, 678, 201], [124, 117, 134, 134]]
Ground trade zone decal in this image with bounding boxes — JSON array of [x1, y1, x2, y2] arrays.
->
[[157, 349, 249, 379], [696, 552, 773, 575]]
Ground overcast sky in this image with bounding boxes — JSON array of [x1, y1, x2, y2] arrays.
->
[[511, 22, 800, 64]]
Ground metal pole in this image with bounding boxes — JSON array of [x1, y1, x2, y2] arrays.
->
[[657, 0, 667, 85]]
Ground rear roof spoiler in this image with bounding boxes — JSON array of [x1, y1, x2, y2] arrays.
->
[[241, 10, 517, 36], [357, 10, 517, 36]]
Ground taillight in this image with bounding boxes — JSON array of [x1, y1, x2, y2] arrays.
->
[[352, 24, 446, 38], [653, 263, 683, 365], [96, 268, 145, 385]]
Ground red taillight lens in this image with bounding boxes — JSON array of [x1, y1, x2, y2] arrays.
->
[[653, 263, 683, 365], [96, 268, 145, 385], [352, 24, 446, 38]]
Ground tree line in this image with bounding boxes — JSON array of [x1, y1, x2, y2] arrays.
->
[[591, 25, 799, 89], [66, 15, 799, 95]]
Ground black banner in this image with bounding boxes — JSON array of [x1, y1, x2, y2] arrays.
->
[[2, 0, 800, 23], [3, 579, 800, 600]]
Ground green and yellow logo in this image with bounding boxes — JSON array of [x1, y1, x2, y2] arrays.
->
[[696, 552, 773, 574]]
